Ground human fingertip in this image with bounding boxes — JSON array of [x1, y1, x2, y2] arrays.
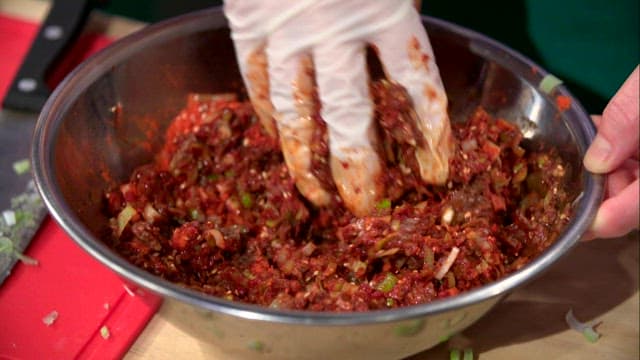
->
[[330, 153, 384, 217], [583, 135, 612, 173], [581, 212, 606, 241]]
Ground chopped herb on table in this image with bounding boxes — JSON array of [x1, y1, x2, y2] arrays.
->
[[100, 325, 111, 339], [565, 308, 601, 343], [0, 180, 45, 268]]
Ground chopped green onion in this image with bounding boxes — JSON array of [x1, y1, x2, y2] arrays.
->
[[294, 210, 306, 221], [351, 260, 367, 275], [222, 108, 234, 122], [390, 219, 401, 231], [376, 272, 398, 293], [42, 310, 59, 326], [13, 159, 30, 175], [450, 348, 473, 360], [526, 172, 544, 194], [243, 269, 256, 280], [0, 237, 12, 253], [265, 219, 278, 228], [190, 209, 201, 220], [0, 236, 38, 265], [204, 228, 225, 248], [460, 138, 478, 152], [565, 308, 601, 343], [269, 298, 283, 309], [100, 325, 111, 339], [435, 246, 460, 280], [441, 207, 454, 225], [240, 192, 253, 208], [582, 328, 600, 343], [446, 271, 456, 288], [543, 191, 553, 207], [247, 340, 265, 352], [450, 349, 461, 360], [15, 252, 38, 266], [376, 247, 400, 258], [539, 74, 563, 94], [116, 204, 137, 237], [463, 348, 473, 360], [513, 145, 526, 158], [14, 210, 34, 227], [498, 132, 511, 144], [143, 203, 162, 223], [513, 162, 528, 183], [301, 242, 316, 256], [513, 162, 523, 174], [374, 235, 393, 251], [386, 298, 395, 307], [376, 198, 392, 210], [123, 284, 136, 297], [2, 210, 16, 226], [424, 247, 435, 268], [536, 155, 549, 168]]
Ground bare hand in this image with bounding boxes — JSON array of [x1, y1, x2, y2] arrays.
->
[[583, 66, 639, 239]]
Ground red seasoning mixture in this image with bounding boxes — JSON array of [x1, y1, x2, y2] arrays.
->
[[104, 82, 573, 311]]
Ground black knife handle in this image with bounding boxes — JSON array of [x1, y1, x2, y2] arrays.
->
[[2, 0, 92, 112]]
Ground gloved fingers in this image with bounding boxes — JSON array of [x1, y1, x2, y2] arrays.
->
[[230, 37, 278, 138], [224, 1, 279, 137], [369, 6, 453, 185], [330, 149, 384, 217], [266, 44, 332, 207], [312, 40, 383, 216]]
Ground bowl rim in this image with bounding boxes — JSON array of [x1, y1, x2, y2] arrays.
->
[[32, 6, 604, 325]]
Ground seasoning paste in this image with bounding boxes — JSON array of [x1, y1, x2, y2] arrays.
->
[[104, 82, 572, 311]]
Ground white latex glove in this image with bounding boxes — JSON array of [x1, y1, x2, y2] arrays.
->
[[224, 0, 453, 216]]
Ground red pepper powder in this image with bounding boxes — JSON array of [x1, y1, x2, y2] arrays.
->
[[555, 95, 572, 112]]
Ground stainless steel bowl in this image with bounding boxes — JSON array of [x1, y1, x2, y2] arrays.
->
[[32, 7, 603, 359]]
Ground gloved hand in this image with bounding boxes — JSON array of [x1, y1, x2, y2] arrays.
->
[[224, 0, 453, 216]]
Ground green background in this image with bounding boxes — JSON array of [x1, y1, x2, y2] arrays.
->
[[101, 0, 639, 113]]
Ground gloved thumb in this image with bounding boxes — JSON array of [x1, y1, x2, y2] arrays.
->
[[584, 66, 639, 174]]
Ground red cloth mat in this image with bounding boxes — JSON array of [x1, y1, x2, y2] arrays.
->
[[0, 14, 161, 360]]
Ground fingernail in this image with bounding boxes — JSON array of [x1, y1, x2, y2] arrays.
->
[[583, 210, 606, 241], [584, 135, 611, 173]]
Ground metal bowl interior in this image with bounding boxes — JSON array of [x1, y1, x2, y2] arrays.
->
[[32, 7, 603, 359]]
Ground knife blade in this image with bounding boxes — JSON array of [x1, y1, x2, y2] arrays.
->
[[0, 0, 92, 284]]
